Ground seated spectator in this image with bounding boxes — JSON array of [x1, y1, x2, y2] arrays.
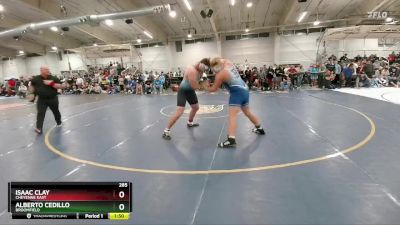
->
[[388, 64, 400, 87], [125, 79, 135, 94], [280, 74, 292, 91], [364, 60, 375, 78], [356, 74, 370, 88], [118, 75, 125, 93], [81, 85, 88, 94], [144, 79, 152, 94], [343, 63, 354, 87], [6, 78, 16, 97], [324, 70, 336, 89], [93, 83, 102, 94], [87, 84, 94, 94], [72, 85, 81, 95], [136, 80, 143, 95], [76, 76, 84, 88], [0, 84, 5, 96], [108, 85, 116, 94], [374, 68, 389, 87], [17, 83, 27, 98]]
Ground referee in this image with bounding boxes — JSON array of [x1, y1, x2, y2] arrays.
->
[[28, 66, 65, 134]]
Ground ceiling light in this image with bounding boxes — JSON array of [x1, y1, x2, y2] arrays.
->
[[230, 0, 235, 6], [183, 0, 192, 11], [0, 4, 4, 12], [137, 38, 142, 43], [51, 46, 58, 51], [313, 20, 320, 26], [50, 26, 58, 32], [169, 10, 176, 18], [245, 28, 249, 32], [386, 17, 393, 22], [246, 2, 253, 8], [144, 30, 153, 39], [187, 33, 192, 38], [18, 50, 24, 55], [93, 43, 98, 46], [105, 19, 113, 26], [297, 11, 307, 23]]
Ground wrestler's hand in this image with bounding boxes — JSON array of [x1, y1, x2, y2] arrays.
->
[[27, 94, 35, 102]]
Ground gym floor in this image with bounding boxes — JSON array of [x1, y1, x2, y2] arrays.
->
[[1, 89, 400, 225]]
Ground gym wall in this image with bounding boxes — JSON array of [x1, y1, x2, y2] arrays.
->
[[1, 32, 399, 81]]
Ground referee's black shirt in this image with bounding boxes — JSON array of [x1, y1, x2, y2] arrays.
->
[[31, 75, 61, 98]]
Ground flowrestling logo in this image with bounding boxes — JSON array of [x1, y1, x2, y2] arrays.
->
[[184, 105, 224, 114]]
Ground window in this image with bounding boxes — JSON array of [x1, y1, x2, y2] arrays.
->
[[185, 39, 195, 44], [185, 37, 214, 44], [225, 32, 270, 41]]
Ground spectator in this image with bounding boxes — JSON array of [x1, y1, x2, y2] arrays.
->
[[244, 67, 251, 84], [159, 72, 166, 93], [274, 65, 284, 90], [127, 79, 137, 94], [154, 78, 162, 95], [118, 76, 125, 93], [280, 73, 291, 91], [76, 76, 84, 88], [339, 53, 348, 62], [324, 70, 336, 89], [6, 78, 17, 97], [136, 79, 143, 95], [388, 64, 400, 87], [144, 79, 152, 94], [357, 73, 370, 88], [266, 66, 275, 90], [364, 60, 374, 78], [388, 51, 396, 65], [18, 83, 27, 98], [287, 65, 298, 88], [376, 68, 389, 87], [343, 63, 354, 87], [318, 64, 326, 88], [259, 65, 268, 91], [309, 64, 319, 87], [333, 59, 342, 87]]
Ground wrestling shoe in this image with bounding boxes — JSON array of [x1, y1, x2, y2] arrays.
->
[[218, 136, 236, 148], [162, 129, 171, 140], [252, 127, 265, 135], [187, 122, 199, 128], [34, 128, 42, 135]]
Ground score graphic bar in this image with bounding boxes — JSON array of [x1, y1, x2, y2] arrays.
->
[[8, 182, 132, 220]]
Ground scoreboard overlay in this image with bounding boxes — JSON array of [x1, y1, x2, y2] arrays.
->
[[8, 182, 132, 220]]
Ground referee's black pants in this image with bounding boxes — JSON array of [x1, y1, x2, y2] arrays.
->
[[36, 96, 61, 130]]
